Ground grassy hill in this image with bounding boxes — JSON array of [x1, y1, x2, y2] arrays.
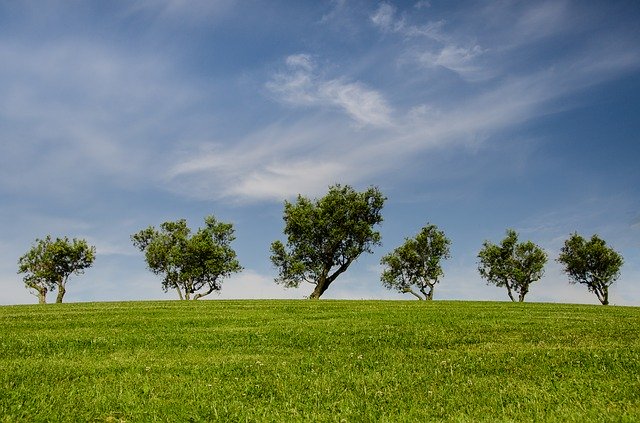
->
[[1, 300, 638, 422]]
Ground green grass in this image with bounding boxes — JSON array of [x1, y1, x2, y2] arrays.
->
[[0, 300, 638, 422]]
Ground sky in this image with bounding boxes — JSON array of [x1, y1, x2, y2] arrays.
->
[[1, 0, 639, 305]]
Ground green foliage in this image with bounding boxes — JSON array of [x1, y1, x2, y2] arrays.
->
[[0, 300, 638, 422], [270, 184, 385, 299], [477, 229, 547, 302], [557, 233, 623, 305], [17, 236, 96, 304], [131, 215, 242, 300], [380, 223, 451, 300]]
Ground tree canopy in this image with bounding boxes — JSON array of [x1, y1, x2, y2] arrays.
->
[[557, 233, 623, 305], [17, 236, 96, 304], [380, 223, 451, 300], [270, 184, 385, 299], [131, 215, 242, 300], [477, 229, 546, 302]]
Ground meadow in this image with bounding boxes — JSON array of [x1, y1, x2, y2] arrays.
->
[[0, 300, 638, 422]]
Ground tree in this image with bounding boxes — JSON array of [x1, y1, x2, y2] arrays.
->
[[380, 224, 451, 300], [477, 229, 546, 302], [270, 184, 385, 299], [557, 233, 623, 305], [131, 215, 242, 300], [17, 236, 96, 304]]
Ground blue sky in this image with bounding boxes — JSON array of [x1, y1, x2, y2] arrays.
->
[[1, 0, 639, 305]]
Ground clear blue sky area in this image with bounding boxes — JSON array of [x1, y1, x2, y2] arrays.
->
[[1, 0, 638, 305]]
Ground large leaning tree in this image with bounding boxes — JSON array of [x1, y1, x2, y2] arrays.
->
[[477, 229, 547, 302], [380, 223, 451, 300], [131, 215, 242, 300], [557, 233, 623, 305], [270, 184, 385, 299], [18, 236, 96, 304]]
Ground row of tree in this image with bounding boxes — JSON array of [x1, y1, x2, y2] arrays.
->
[[17, 185, 624, 305]]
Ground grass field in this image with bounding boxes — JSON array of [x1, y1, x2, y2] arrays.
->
[[0, 300, 638, 422]]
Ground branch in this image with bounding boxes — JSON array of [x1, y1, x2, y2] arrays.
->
[[193, 278, 220, 300], [402, 287, 424, 300], [327, 259, 352, 285]]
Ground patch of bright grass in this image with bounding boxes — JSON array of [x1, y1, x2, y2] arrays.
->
[[0, 300, 638, 422]]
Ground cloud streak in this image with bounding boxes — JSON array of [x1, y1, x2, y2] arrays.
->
[[170, 24, 640, 203], [266, 54, 393, 127]]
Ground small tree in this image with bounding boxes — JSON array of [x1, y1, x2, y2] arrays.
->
[[557, 233, 623, 305], [18, 236, 96, 304], [270, 184, 385, 299], [477, 229, 546, 302], [380, 224, 451, 300], [131, 215, 242, 300]]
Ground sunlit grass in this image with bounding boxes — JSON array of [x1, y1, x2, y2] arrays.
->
[[1, 300, 638, 421]]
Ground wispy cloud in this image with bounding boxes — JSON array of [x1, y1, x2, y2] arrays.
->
[[167, 117, 369, 201], [370, 2, 488, 80], [0, 38, 201, 199], [170, 25, 640, 203], [266, 54, 393, 127]]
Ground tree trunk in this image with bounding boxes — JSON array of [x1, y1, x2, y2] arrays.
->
[[309, 260, 352, 299], [173, 283, 184, 300], [37, 288, 47, 304], [310, 274, 329, 299], [598, 286, 609, 305], [425, 284, 434, 301], [55, 284, 66, 303], [505, 283, 515, 302], [419, 284, 434, 301], [518, 287, 528, 302]]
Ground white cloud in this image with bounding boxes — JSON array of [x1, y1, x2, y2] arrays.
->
[[285, 53, 314, 71], [266, 55, 393, 127], [318, 80, 393, 127], [229, 160, 347, 201], [370, 3, 396, 31], [370, 3, 487, 80], [417, 44, 487, 80], [170, 31, 640, 203], [371, 2, 445, 40], [167, 117, 371, 201]]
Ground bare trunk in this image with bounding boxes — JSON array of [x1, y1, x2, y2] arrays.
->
[[310, 273, 329, 299], [597, 286, 609, 305], [418, 284, 434, 301], [37, 288, 47, 304], [184, 279, 193, 300], [55, 284, 66, 304], [309, 260, 352, 299], [174, 282, 184, 300], [423, 283, 434, 301], [505, 282, 515, 302], [518, 288, 527, 302]]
